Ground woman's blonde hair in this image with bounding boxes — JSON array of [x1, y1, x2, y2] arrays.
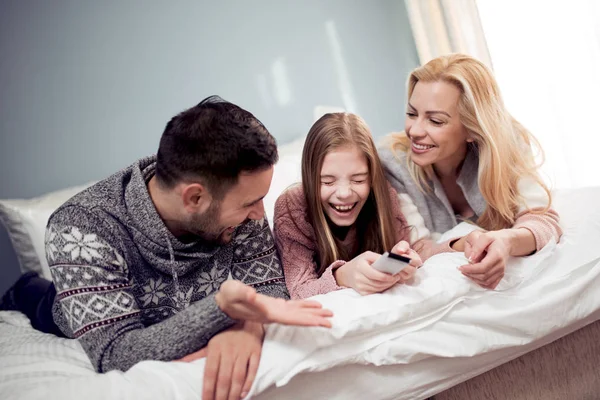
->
[[390, 53, 551, 231], [302, 113, 399, 275]]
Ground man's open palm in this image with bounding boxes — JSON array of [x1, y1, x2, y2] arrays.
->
[[216, 280, 333, 328]]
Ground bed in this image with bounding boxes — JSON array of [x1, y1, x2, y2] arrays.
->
[[1, 143, 599, 399]]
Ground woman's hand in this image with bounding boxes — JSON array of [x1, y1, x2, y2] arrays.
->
[[390, 240, 422, 282], [334, 251, 400, 295], [457, 230, 512, 289]]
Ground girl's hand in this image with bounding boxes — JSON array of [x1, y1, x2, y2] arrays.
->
[[391, 240, 422, 282], [334, 251, 400, 295]]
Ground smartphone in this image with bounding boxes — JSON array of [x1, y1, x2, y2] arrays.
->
[[371, 252, 411, 275]]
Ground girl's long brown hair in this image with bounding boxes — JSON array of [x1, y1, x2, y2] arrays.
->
[[302, 113, 398, 275]]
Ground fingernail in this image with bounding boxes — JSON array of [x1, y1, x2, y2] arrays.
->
[[467, 257, 473, 263], [241, 392, 248, 398]]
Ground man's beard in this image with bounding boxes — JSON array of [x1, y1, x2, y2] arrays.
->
[[185, 200, 232, 245]]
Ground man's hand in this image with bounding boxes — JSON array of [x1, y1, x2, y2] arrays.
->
[[179, 322, 263, 400], [215, 280, 333, 328]]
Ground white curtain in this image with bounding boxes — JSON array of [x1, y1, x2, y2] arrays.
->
[[404, 0, 492, 67], [476, 0, 600, 189]]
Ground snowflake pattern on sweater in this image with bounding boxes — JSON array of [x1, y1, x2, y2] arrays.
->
[[45, 156, 289, 373], [47, 218, 285, 337]]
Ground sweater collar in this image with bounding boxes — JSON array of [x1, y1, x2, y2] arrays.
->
[[124, 156, 221, 276], [430, 146, 486, 218]]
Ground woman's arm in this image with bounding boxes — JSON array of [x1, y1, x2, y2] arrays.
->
[[450, 176, 562, 255], [511, 177, 563, 252], [513, 208, 562, 252], [388, 185, 457, 261]]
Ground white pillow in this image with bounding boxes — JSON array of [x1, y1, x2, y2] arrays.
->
[[0, 183, 93, 280], [264, 137, 305, 224]]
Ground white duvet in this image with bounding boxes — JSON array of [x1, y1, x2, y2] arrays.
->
[[1, 187, 600, 400]]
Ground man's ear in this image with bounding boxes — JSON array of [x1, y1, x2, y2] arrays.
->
[[181, 183, 211, 213]]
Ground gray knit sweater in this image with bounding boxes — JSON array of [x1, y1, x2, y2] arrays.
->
[[379, 145, 483, 236], [379, 144, 563, 250], [46, 156, 289, 372]]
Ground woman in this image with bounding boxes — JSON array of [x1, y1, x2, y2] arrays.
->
[[379, 53, 563, 289], [274, 113, 449, 299]]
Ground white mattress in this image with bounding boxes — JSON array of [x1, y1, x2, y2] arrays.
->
[[1, 186, 599, 400]]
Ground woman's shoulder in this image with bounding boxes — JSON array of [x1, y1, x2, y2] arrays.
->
[[378, 137, 410, 175], [377, 138, 414, 196], [378, 135, 407, 161]]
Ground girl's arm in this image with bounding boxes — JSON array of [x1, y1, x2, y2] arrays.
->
[[273, 195, 345, 300]]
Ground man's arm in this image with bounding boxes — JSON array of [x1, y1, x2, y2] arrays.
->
[[181, 321, 264, 400], [193, 216, 329, 400], [47, 206, 236, 372]]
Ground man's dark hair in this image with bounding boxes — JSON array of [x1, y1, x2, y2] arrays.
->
[[156, 95, 278, 197]]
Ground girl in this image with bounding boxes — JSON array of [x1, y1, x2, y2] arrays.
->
[[379, 54, 563, 289], [274, 113, 447, 299]]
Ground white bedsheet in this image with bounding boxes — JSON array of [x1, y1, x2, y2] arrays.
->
[[1, 187, 599, 400]]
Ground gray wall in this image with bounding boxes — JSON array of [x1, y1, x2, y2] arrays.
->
[[0, 0, 418, 294]]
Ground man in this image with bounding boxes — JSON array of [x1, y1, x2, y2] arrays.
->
[[1, 96, 332, 400]]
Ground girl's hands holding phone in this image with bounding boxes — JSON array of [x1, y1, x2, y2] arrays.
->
[[390, 240, 422, 282], [334, 242, 422, 296]]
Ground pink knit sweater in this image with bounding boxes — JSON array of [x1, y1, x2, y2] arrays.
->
[[273, 183, 451, 299]]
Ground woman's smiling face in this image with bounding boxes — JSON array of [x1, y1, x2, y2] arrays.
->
[[405, 80, 471, 172]]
